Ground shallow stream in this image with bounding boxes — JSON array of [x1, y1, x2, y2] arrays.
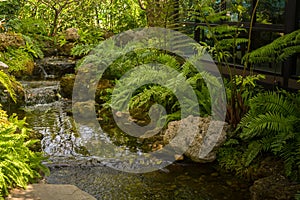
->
[[18, 80, 250, 200]]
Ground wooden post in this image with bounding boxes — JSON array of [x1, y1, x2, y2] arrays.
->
[[194, 8, 200, 43], [283, 0, 297, 88]]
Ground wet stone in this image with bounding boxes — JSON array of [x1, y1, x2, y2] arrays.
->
[[18, 80, 251, 200]]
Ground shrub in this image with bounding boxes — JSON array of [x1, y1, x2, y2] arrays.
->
[[0, 106, 48, 197], [218, 90, 300, 180]]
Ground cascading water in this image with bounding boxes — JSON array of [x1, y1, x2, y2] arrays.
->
[[17, 58, 250, 200], [21, 80, 141, 164], [19, 80, 250, 200], [23, 81, 59, 105], [22, 81, 85, 159]]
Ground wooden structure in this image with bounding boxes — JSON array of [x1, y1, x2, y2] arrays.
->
[[189, 0, 299, 89]]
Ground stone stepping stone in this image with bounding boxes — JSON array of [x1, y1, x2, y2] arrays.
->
[[7, 184, 96, 200]]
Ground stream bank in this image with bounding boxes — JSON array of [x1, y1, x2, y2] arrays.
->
[[5, 55, 299, 199], [17, 73, 251, 199]]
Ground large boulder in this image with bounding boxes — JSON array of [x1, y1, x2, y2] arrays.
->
[[163, 115, 227, 163], [65, 28, 80, 42]]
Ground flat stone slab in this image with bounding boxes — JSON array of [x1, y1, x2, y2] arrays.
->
[[7, 184, 96, 200]]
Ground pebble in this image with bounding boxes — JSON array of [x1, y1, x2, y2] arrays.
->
[[174, 154, 184, 161], [210, 172, 219, 177]]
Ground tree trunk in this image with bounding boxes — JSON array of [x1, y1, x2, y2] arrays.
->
[[51, 9, 60, 36]]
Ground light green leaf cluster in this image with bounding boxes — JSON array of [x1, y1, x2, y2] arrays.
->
[[0, 70, 17, 102], [0, 107, 49, 197]]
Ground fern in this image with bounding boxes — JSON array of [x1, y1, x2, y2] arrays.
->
[[0, 108, 49, 197], [243, 141, 262, 167], [71, 44, 96, 57], [237, 90, 300, 178], [243, 29, 300, 64], [219, 89, 300, 179], [0, 71, 17, 102], [81, 40, 214, 129], [0, 47, 34, 73], [240, 112, 296, 139], [21, 35, 44, 59]]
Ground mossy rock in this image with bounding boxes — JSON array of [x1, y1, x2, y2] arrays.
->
[[60, 74, 75, 99], [0, 32, 25, 51], [11, 60, 35, 78], [58, 43, 75, 56], [72, 100, 96, 119]]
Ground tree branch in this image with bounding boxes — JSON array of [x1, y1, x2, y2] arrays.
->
[[137, 0, 146, 10]]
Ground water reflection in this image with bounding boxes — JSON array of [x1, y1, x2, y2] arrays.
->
[[20, 81, 251, 200]]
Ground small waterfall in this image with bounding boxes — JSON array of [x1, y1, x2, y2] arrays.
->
[[33, 56, 76, 79], [23, 81, 60, 105], [37, 64, 56, 79], [18, 81, 250, 200], [22, 80, 88, 160], [25, 101, 85, 158]]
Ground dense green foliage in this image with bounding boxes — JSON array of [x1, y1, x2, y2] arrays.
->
[[79, 40, 215, 125], [0, 0, 299, 196], [244, 29, 300, 64], [218, 90, 300, 179], [0, 107, 48, 197], [240, 91, 300, 176], [190, 0, 256, 128], [0, 71, 17, 102]]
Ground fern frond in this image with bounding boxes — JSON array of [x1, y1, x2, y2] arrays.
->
[[249, 91, 298, 116], [0, 70, 17, 102], [0, 107, 48, 196], [243, 141, 262, 167], [240, 112, 296, 139], [243, 29, 300, 64], [71, 44, 96, 57]]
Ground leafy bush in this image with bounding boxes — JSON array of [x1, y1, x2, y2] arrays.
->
[[70, 28, 105, 57], [0, 33, 43, 75], [0, 106, 48, 197], [21, 35, 44, 59], [239, 91, 300, 177], [71, 44, 96, 57], [0, 0, 23, 29], [102, 52, 214, 125], [77, 28, 104, 45], [8, 18, 48, 36], [0, 47, 34, 73], [218, 90, 300, 180], [77, 39, 215, 126]]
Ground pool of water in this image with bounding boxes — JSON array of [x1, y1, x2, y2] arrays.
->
[[19, 81, 251, 200]]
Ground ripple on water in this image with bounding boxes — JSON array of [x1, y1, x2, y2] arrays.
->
[[46, 163, 250, 200], [20, 81, 250, 200]]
